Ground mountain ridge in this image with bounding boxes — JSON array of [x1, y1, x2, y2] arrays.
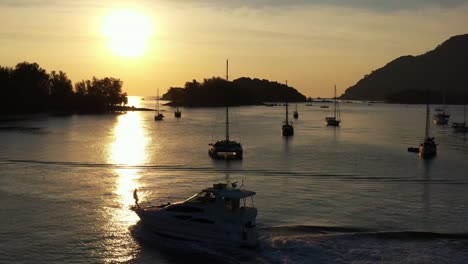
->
[[340, 34, 468, 103]]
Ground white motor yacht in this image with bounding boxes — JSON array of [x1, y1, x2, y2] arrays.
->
[[132, 183, 259, 247]]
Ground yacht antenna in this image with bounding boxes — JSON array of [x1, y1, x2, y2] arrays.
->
[[425, 102, 430, 139], [334, 85, 337, 119]]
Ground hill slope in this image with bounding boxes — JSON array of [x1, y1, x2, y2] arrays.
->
[[340, 34, 468, 103]]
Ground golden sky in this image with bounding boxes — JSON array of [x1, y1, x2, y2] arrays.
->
[[1, 0, 467, 97]]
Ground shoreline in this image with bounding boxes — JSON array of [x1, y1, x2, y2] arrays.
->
[[0, 106, 155, 119]]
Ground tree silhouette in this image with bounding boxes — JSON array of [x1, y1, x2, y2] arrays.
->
[[162, 76, 306, 107], [10, 62, 49, 112], [0, 61, 128, 114], [49, 70, 74, 111]]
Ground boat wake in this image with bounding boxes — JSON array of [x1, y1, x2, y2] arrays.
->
[[130, 223, 468, 264], [259, 226, 468, 264]]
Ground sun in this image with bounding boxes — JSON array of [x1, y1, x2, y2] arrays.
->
[[101, 9, 154, 58]]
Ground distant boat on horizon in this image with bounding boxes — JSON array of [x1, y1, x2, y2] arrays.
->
[[208, 60, 243, 160], [154, 88, 164, 121], [452, 104, 467, 132], [281, 82, 294, 137], [174, 105, 181, 118], [325, 85, 341, 126], [433, 94, 450, 125], [293, 103, 299, 119]]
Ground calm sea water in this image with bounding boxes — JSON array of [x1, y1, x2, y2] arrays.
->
[[1, 96, 467, 263]]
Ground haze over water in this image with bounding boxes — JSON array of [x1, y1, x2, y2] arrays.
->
[[1, 97, 468, 263]]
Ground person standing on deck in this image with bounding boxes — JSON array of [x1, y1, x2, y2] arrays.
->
[[133, 188, 139, 208]]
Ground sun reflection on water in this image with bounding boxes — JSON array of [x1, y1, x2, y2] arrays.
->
[[106, 112, 149, 262], [110, 111, 149, 208]]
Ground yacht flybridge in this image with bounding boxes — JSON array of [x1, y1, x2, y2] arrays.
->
[[132, 183, 259, 247], [209, 60, 243, 160]]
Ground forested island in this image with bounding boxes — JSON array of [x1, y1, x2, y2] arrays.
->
[[162, 77, 306, 107], [340, 34, 468, 104], [0, 62, 133, 115]]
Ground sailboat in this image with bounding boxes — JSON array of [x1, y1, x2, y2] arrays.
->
[[419, 103, 437, 158], [281, 97, 294, 137], [433, 94, 450, 125], [154, 88, 164, 121], [452, 104, 467, 132], [208, 60, 243, 160], [325, 85, 341, 126], [293, 104, 299, 119], [174, 105, 181, 118]]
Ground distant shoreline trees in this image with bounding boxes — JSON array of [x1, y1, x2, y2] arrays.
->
[[0, 62, 128, 114]]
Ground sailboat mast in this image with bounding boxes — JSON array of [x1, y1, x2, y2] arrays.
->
[[285, 80, 289, 124], [425, 103, 430, 139], [464, 104, 466, 124], [157, 88, 160, 114], [443, 93, 446, 112], [334, 85, 337, 118], [226, 59, 229, 141]]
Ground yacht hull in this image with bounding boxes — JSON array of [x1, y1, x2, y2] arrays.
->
[[208, 140, 243, 160], [134, 208, 258, 247], [419, 139, 437, 158], [452, 123, 467, 133], [281, 124, 294, 136], [154, 114, 164, 121], [293, 111, 299, 119], [433, 113, 449, 125], [208, 149, 243, 160], [326, 117, 340, 126]]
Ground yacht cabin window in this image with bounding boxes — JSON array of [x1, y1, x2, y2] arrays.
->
[[188, 191, 216, 203], [224, 198, 240, 212]]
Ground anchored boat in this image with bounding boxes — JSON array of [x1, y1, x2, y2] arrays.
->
[[325, 85, 341, 126], [419, 103, 437, 158], [209, 60, 243, 160], [154, 88, 164, 121], [174, 106, 182, 118]]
